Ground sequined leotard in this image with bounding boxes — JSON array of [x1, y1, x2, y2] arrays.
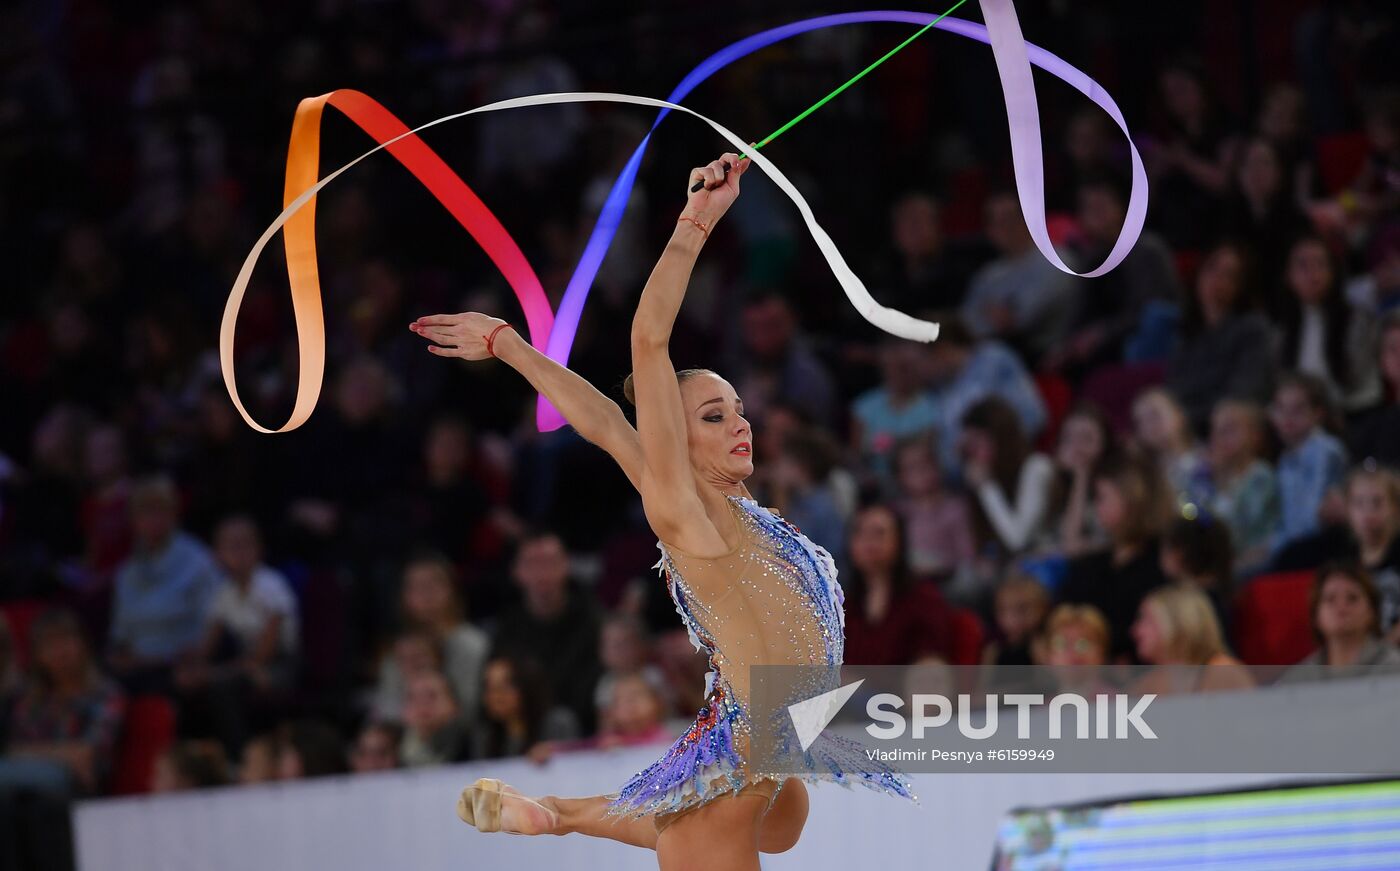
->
[[605, 493, 916, 825]]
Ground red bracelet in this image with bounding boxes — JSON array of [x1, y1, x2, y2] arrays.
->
[[485, 322, 513, 357], [677, 215, 709, 239]]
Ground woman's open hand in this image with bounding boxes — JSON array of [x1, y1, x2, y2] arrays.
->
[[409, 312, 512, 361], [681, 151, 750, 229]]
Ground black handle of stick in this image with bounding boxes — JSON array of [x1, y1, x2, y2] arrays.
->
[[690, 162, 731, 193]]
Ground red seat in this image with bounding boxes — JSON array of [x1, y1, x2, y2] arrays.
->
[[0, 600, 47, 670], [1033, 371, 1073, 452], [1080, 361, 1168, 435], [1315, 132, 1371, 195], [110, 695, 177, 795], [1173, 249, 1202, 287], [947, 607, 986, 667], [1046, 212, 1078, 248], [1232, 570, 1318, 666]]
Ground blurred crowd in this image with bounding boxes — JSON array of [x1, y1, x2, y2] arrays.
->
[[1, 1, 1399, 868]]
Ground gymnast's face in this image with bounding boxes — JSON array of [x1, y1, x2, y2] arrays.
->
[[680, 373, 753, 484]]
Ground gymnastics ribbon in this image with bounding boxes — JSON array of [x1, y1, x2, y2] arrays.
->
[[221, 0, 1147, 434]]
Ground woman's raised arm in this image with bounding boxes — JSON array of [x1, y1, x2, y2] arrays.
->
[[410, 312, 645, 491], [629, 153, 748, 543]]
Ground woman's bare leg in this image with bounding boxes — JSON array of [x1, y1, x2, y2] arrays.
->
[[487, 778, 806, 857], [655, 791, 768, 871], [541, 794, 658, 850], [758, 778, 809, 854]]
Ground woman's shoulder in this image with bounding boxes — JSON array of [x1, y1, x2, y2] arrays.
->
[[657, 494, 748, 561]]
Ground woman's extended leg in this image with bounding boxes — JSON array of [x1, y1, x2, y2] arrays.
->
[[463, 778, 808, 858], [546, 794, 658, 849], [757, 778, 809, 854], [655, 790, 770, 871], [460, 782, 658, 850]]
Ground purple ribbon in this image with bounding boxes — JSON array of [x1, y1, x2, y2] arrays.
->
[[546, 0, 1148, 384]]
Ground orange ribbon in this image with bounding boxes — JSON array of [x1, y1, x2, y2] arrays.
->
[[221, 89, 553, 433]]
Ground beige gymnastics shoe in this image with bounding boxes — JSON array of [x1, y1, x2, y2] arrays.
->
[[457, 778, 559, 836]]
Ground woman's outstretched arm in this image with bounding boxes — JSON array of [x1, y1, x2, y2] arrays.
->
[[409, 313, 644, 490], [630, 152, 748, 547]]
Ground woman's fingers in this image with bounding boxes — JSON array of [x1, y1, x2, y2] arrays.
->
[[688, 166, 708, 193], [414, 314, 460, 327], [709, 159, 729, 185], [414, 325, 458, 345]]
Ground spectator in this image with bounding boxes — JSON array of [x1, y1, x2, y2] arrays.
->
[[1049, 109, 1118, 210], [1222, 138, 1308, 295], [77, 423, 134, 590], [1309, 92, 1400, 236], [0, 610, 114, 870], [849, 338, 941, 486], [1058, 452, 1172, 662], [592, 615, 669, 724], [1146, 58, 1241, 249], [1055, 175, 1181, 371], [350, 722, 402, 774], [890, 434, 974, 579], [1165, 243, 1279, 433], [151, 741, 230, 792], [489, 532, 601, 734], [474, 10, 584, 186], [238, 733, 278, 785], [1160, 515, 1235, 633], [402, 416, 495, 571], [400, 670, 468, 767], [1041, 604, 1113, 696], [1131, 387, 1200, 497], [769, 428, 848, 566], [276, 720, 347, 780], [1270, 373, 1348, 551], [1045, 402, 1116, 558], [8, 405, 88, 596], [529, 670, 689, 764], [470, 656, 578, 761], [960, 397, 1055, 559], [1281, 237, 1383, 411], [1283, 563, 1400, 682], [371, 627, 446, 723], [1348, 312, 1400, 469], [371, 552, 488, 731], [840, 504, 953, 665], [1, 609, 125, 794], [107, 475, 221, 693], [1254, 83, 1312, 209], [1345, 224, 1400, 316], [1271, 466, 1400, 643], [1130, 584, 1254, 694], [596, 673, 671, 748], [961, 192, 1079, 360], [176, 514, 298, 757], [726, 291, 838, 428], [862, 192, 981, 318], [1345, 469, 1400, 642], [924, 316, 1047, 474], [983, 574, 1049, 667], [1186, 400, 1281, 574]]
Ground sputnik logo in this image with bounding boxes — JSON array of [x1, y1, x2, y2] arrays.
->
[[788, 679, 865, 751]]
